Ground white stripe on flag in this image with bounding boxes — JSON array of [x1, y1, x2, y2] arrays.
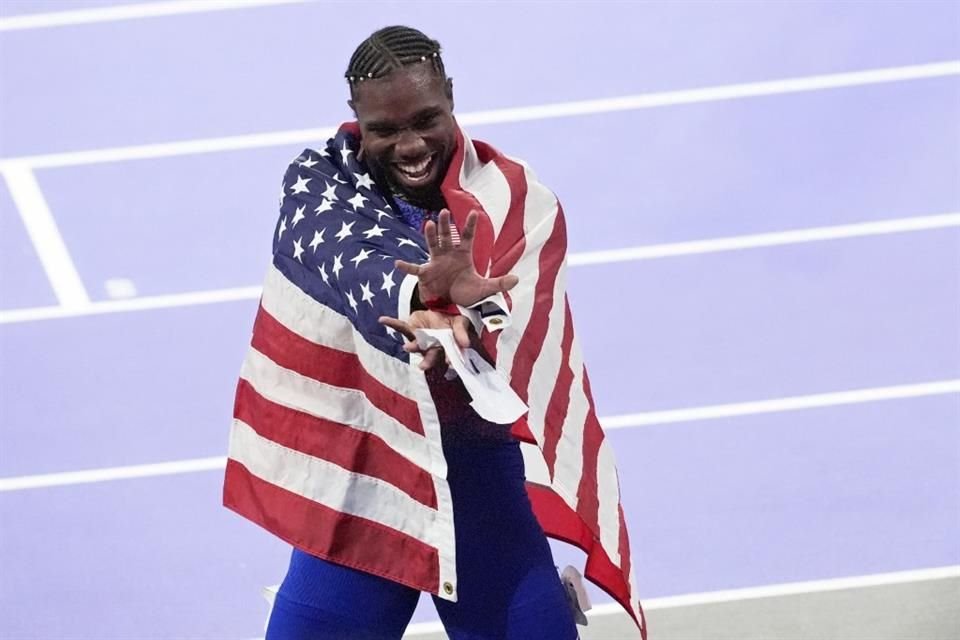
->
[[239, 348, 434, 472], [524, 262, 571, 445], [260, 265, 421, 400], [550, 338, 588, 507], [596, 437, 623, 568], [228, 419, 439, 546], [460, 154, 512, 241], [520, 441, 551, 486], [493, 169, 561, 381]]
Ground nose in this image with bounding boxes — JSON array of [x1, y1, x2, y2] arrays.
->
[[394, 129, 428, 160]]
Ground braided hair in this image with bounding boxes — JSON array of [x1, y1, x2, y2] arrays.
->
[[345, 26, 447, 97]]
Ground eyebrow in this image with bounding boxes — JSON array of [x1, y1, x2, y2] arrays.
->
[[365, 107, 444, 131]]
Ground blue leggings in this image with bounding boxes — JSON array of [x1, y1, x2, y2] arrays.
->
[[265, 439, 577, 639]]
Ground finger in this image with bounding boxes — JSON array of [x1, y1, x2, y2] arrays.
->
[[475, 273, 520, 299], [498, 274, 519, 292], [394, 259, 422, 277], [452, 316, 472, 349], [424, 220, 440, 255], [438, 210, 452, 250], [379, 316, 417, 342], [420, 347, 443, 371], [460, 210, 479, 244]]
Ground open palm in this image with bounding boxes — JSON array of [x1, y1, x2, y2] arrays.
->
[[395, 210, 518, 307]]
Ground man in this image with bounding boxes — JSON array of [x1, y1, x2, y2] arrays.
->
[[223, 25, 643, 640]]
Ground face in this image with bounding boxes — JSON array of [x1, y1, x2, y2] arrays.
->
[[349, 63, 456, 207]]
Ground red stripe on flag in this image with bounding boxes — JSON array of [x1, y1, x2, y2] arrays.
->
[[481, 151, 531, 363], [618, 502, 633, 591], [525, 482, 640, 632], [507, 206, 568, 403], [224, 459, 440, 593], [541, 302, 576, 476], [234, 379, 437, 509], [251, 305, 424, 436], [442, 130, 494, 273], [487, 151, 529, 277], [510, 416, 536, 443], [576, 371, 605, 539]]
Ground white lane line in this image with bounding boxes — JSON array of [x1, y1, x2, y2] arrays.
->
[[569, 212, 960, 266], [0, 0, 311, 32], [3, 379, 957, 492], [0, 456, 227, 492], [0, 284, 261, 324], [1, 163, 90, 308], [639, 565, 960, 610], [399, 566, 960, 637], [2, 61, 957, 169], [602, 380, 960, 430], [1, 212, 957, 325]]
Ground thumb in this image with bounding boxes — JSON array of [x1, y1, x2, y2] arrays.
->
[[498, 274, 519, 292]]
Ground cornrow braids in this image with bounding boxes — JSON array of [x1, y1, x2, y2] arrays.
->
[[345, 26, 446, 94]]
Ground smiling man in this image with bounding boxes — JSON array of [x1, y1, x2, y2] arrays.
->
[[223, 25, 644, 640], [347, 42, 456, 212]]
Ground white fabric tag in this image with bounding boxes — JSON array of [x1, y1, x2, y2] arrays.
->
[[414, 328, 528, 424]]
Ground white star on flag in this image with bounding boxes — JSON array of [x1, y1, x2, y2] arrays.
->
[[315, 198, 334, 214], [376, 209, 392, 220], [363, 224, 387, 239], [278, 183, 286, 207], [354, 172, 374, 190], [291, 205, 306, 228], [277, 216, 287, 240], [318, 262, 329, 284], [322, 182, 339, 201], [347, 192, 368, 211], [309, 228, 325, 252], [340, 141, 353, 164], [290, 175, 311, 195], [345, 289, 358, 312], [397, 237, 420, 250], [292, 236, 304, 263], [332, 253, 344, 279], [360, 281, 376, 306], [381, 270, 396, 296], [299, 156, 318, 168], [350, 248, 373, 267], [335, 221, 355, 242]]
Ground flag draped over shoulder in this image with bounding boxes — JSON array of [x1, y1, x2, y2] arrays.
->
[[223, 122, 645, 636]]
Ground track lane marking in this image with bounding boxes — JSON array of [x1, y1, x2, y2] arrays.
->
[[1, 61, 956, 169], [2, 378, 956, 492], [0, 0, 311, 31], [2, 212, 957, 324]]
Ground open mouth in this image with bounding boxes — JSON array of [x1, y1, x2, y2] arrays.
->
[[392, 153, 437, 187]]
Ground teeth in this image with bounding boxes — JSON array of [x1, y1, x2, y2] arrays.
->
[[396, 156, 432, 177]]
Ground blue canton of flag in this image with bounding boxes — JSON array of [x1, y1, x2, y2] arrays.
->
[[272, 130, 429, 360]]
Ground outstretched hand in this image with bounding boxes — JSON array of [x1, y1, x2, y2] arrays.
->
[[395, 210, 519, 307], [379, 311, 473, 371]]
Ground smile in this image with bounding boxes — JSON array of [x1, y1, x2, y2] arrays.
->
[[393, 154, 436, 184]]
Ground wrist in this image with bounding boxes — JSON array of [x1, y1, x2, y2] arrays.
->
[[423, 296, 460, 315]]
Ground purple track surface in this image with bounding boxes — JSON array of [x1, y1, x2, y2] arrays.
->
[[1, 1, 958, 638]]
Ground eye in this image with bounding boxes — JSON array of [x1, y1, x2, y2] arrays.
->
[[368, 126, 398, 138], [413, 113, 439, 130]]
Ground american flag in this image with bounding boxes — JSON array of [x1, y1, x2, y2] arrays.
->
[[223, 123, 644, 636]]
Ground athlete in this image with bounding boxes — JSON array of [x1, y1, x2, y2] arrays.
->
[[224, 25, 641, 640]]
